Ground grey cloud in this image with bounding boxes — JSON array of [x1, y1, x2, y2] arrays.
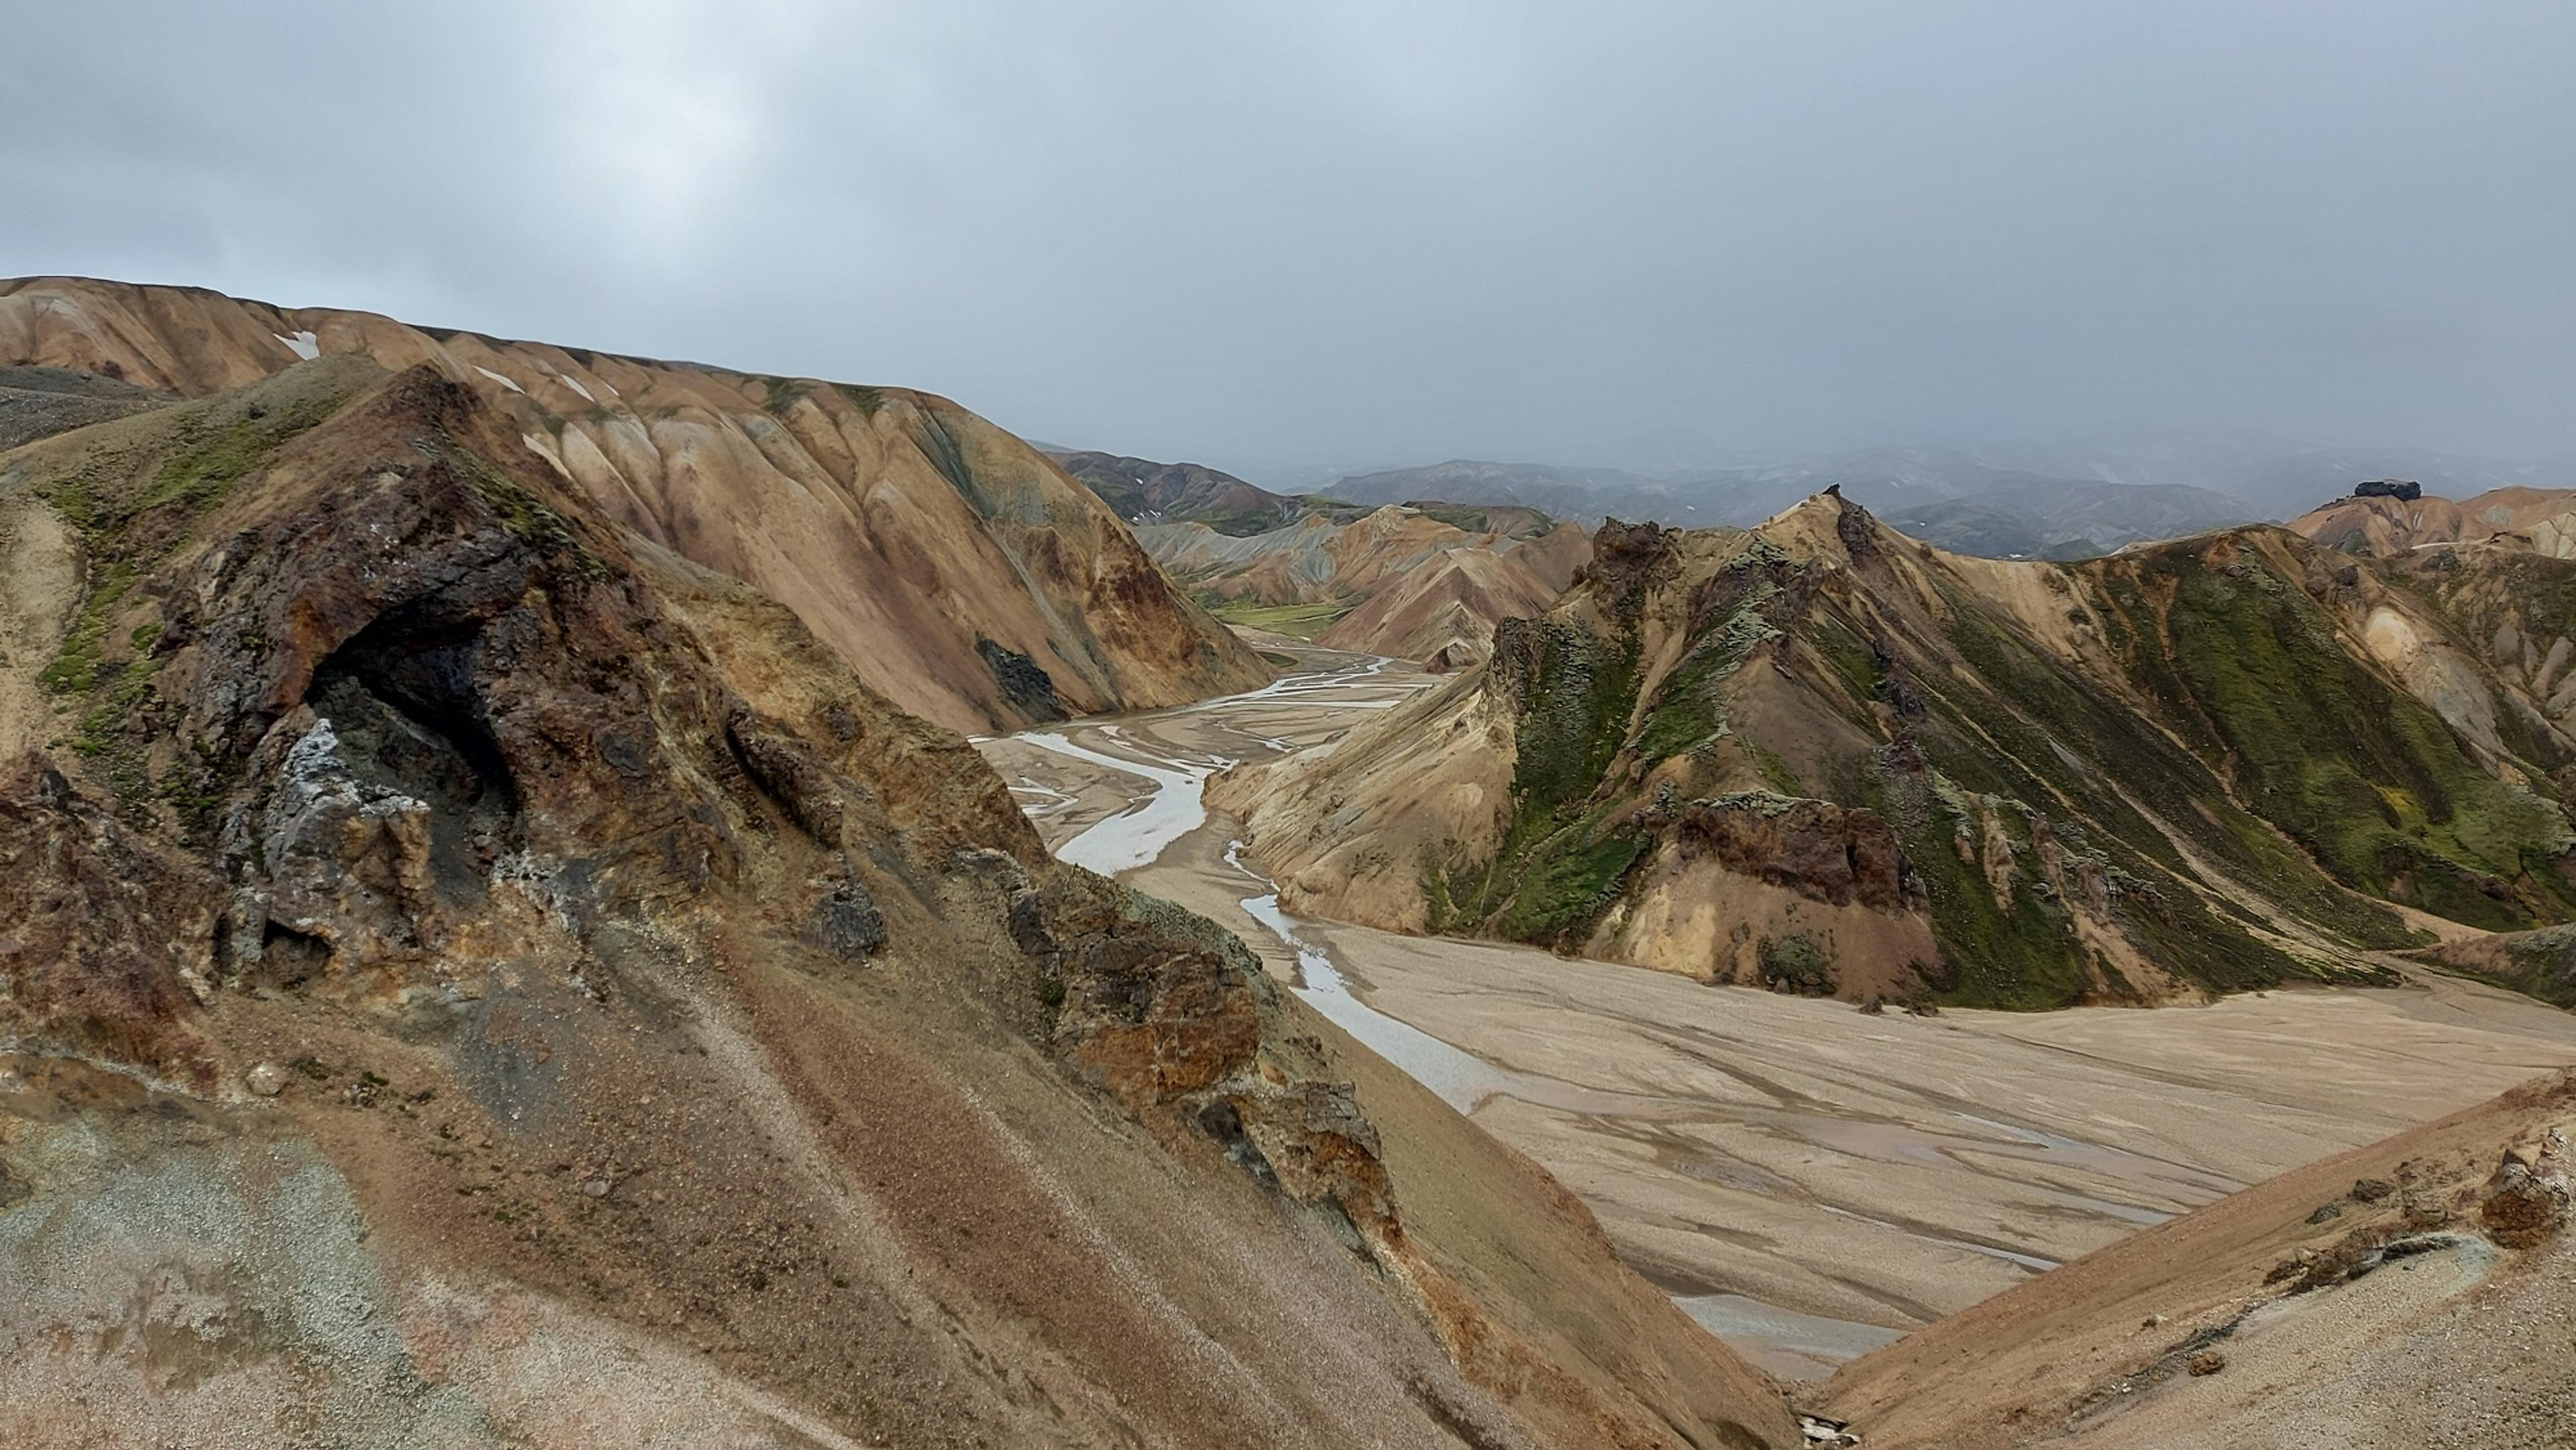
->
[[3, 1, 2570, 478]]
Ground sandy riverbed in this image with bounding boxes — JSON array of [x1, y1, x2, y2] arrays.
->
[[975, 642, 2576, 1379]]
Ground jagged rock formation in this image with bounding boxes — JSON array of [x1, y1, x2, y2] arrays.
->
[[0, 276, 1266, 734], [1220, 494, 2576, 1008], [0, 357, 1800, 1447], [1142, 502, 1592, 663]]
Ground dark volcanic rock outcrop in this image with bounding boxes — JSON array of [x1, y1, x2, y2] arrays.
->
[[1667, 793, 1919, 912]]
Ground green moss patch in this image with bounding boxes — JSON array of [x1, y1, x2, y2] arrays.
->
[[1428, 621, 1648, 948], [2099, 548, 2574, 930], [1635, 586, 1780, 763], [452, 445, 611, 578]]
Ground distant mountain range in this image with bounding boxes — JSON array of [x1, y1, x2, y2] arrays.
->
[[1044, 449, 1331, 536], [1323, 453, 2258, 558], [1056, 432, 2576, 564], [1964, 432, 2576, 520], [1329, 432, 2576, 512]]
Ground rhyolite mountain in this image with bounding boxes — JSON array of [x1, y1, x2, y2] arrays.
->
[[0, 277, 1267, 734], [1053, 445, 1597, 666], [2290, 482, 2576, 561], [1219, 492, 2576, 1008], [0, 345, 1803, 1445]]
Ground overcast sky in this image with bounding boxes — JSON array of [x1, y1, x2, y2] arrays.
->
[[5, 2, 2571, 477]]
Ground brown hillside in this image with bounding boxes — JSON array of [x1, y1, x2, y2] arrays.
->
[[1145, 502, 1591, 663], [0, 276, 1265, 733], [2289, 483, 2576, 559]]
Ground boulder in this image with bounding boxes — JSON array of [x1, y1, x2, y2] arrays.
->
[[2479, 1138, 2572, 1249]]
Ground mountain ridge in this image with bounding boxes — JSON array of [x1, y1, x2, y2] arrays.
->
[[0, 276, 1267, 734], [1044, 447, 1326, 536], [1218, 493, 2576, 1009]]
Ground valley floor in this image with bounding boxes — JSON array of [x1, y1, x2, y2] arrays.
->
[[973, 643, 2576, 1380]]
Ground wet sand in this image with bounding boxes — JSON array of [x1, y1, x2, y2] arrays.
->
[[974, 642, 2576, 1379]]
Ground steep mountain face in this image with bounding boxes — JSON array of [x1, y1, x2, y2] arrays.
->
[[1140, 503, 1591, 664], [1218, 495, 2576, 1009], [0, 277, 1265, 734], [2290, 484, 2576, 560], [0, 359, 1802, 1448], [1046, 448, 1319, 535]]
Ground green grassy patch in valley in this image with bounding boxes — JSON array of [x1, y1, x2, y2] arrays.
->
[[1201, 597, 1351, 640]]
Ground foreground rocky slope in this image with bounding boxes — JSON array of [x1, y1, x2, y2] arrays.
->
[[1144, 503, 1592, 665], [1821, 1068, 2576, 1448], [0, 276, 1265, 734], [0, 359, 1800, 1447], [1220, 494, 2576, 1007]]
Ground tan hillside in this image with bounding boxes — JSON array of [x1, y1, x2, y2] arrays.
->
[[1820, 1067, 2576, 1448], [0, 276, 1265, 734], [2290, 483, 2576, 559], [0, 356, 1802, 1448], [1220, 494, 2576, 1009], [1322, 542, 1569, 669], [1142, 502, 1591, 663]]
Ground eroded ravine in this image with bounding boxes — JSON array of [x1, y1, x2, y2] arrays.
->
[[973, 642, 2576, 1380]]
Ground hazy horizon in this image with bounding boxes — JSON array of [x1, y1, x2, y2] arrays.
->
[[7, 3, 2571, 477]]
